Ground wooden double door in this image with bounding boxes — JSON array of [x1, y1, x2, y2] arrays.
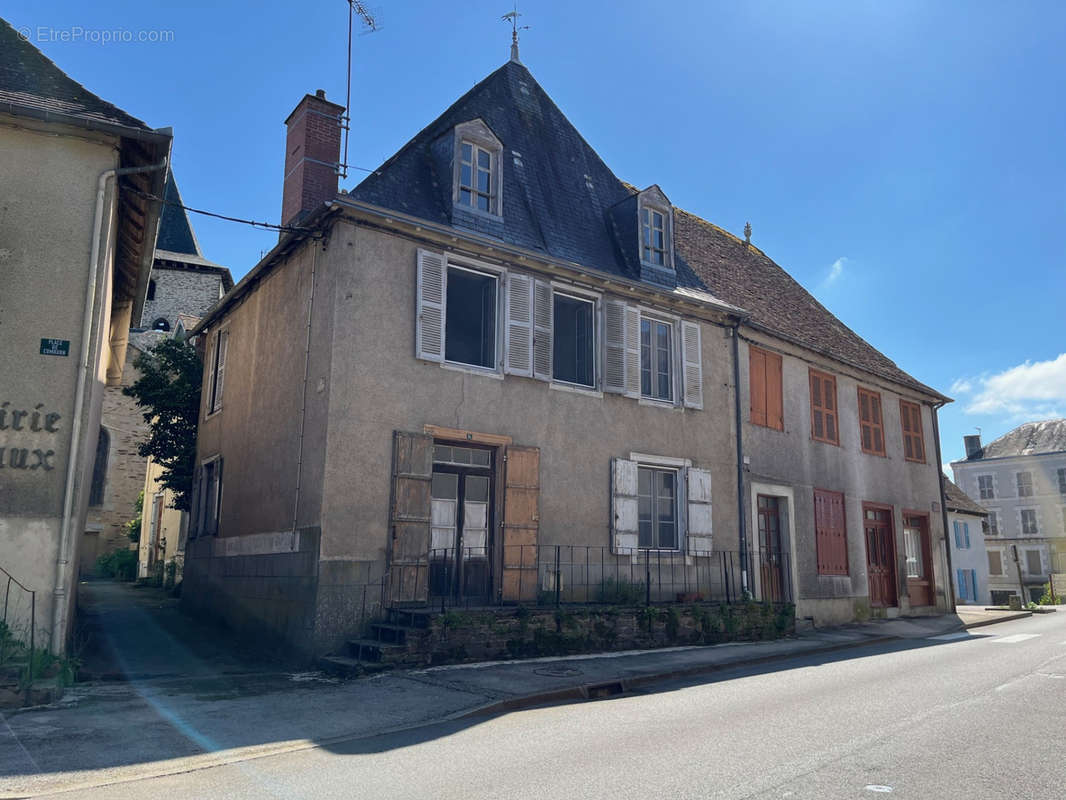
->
[[863, 505, 898, 608]]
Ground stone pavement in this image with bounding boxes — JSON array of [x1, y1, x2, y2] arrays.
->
[[0, 583, 1035, 798]]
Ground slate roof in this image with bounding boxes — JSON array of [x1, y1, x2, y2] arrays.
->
[[156, 172, 201, 256], [0, 18, 149, 130], [349, 59, 942, 399], [942, 476, 987, 517], [966, 419, 1066, 461]]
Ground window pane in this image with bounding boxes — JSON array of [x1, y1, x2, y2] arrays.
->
[[452, 446, 472, 465], [459, 188, 472, 206], [477, 168, 490, 193], [432, 472, 458, 500], [461, 142, 472, 162], [552, 294, 595, 386], [471, 448, 491, 466], [460, 163, 472, 188], [477, 193, 490, 212], [640, 319, 652, 396], [477, 147, 490, 168], [445, 268, 497, 368], [465, 475, 489, 503], [433, 445, 452, 463]]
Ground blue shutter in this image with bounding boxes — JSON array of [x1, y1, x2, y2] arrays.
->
[[963, 522, 971, 548], [953, 520, 961, 548], [970, 570, 978, 602], [956, 569, 967, 601]]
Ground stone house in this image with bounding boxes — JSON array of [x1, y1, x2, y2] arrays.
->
[[943, 477, 990, 605], [0, 19, 170, 652], [81, 173, 231, 577], [951, 420, 1066, 604], [184, 50, 951, 658]]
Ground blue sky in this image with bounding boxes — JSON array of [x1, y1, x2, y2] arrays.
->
[[14, 1, 1065, 470]]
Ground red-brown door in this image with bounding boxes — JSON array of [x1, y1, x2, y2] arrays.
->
[[757, 495, 785, 602], [903, 514, 935, 607], [863, 505, 898, 608]]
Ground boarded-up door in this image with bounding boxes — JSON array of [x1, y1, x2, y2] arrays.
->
[[502, 446, 539, 603], [388, 431, 433, 605]]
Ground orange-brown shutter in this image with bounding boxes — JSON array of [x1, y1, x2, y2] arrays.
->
[[387, 431, 433, 604], [815, 488, 849, 575], [766, 350, 784, 430], [750, 347, 767, 427], [502, 445, 539, 603]]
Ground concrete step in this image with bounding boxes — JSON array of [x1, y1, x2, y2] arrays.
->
[[346, 638, 406, 663], [0, 681, 62, 710], [368, 623, 417, 645], [387, 608, 437, 629]]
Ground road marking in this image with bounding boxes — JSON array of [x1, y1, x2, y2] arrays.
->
[[927, 632, 971, 641], [865, 786, 893, 793], [992, 633, 1041, 644]]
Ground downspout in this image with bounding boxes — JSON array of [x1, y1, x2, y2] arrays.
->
[[290, 236, 320, 549], [731, 321, 749, 596], [931, 401, 957, 613], [52, 160, 168, 648]]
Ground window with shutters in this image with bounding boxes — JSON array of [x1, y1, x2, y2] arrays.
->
[[983, 510, 999, 535], [814, 488, 848, 575], [197, 456, 223, 537], [208, 329, 228, 415], [1016, 471, 1033, 498], [987, 550, 1003, 575], [1021, 508, 1038, 535], [749, 346, 783, 431], [445, 265, 498, 369], [640, 316, 673, 402], [899, 399, 925, 463], [637, 465, 678, 550], [953, 519, 971, 549], [857, 387, 886, 456], [809, 369, 839, 445], [978, 475, 994, 500], [552, 292, 595, 387]]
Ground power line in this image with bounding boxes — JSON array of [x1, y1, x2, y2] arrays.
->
[[129, 187, 322, 236]]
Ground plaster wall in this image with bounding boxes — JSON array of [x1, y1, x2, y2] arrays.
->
[[0, 118, 120, 649], [947, 510, 991, 604], [737, 334, 948, 624]]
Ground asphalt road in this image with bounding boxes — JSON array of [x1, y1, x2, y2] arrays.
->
[[52, 611, 1066, 799]]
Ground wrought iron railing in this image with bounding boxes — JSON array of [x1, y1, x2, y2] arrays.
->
[[388, 546, 792, 611]]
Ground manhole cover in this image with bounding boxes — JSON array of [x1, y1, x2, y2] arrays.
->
[[533, 665, 583, 677]]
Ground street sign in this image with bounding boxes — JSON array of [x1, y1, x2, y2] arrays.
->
[[40, 338, 70, 357]]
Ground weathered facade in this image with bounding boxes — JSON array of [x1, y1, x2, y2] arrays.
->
[[184, 53, 950, 658], [951, 421, 1066, 603], [0, 19, 170, 651], [943, 476, 990, 605]]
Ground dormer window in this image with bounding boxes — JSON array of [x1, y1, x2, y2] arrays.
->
[[451, 119, 503, 219], [459, 142, 494, 213], [641, 207, 667, 266]]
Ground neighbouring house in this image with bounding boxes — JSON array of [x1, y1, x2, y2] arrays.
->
[[183, 48, 951, 659], [81, 172, 231, 578], [942, 476, 990, 605], [951, 420, 1066, 604], [0, 19, 171, 652], [137, 455, 186, 581]]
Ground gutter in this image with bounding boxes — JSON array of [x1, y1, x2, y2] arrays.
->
[[931, 401, 957, 613], [731, 320, 749, 595], [52, 159, 169, 650], [0, 102, 171, 149]]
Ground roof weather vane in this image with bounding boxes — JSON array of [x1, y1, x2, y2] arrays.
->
[[502, 3, 529, 62]]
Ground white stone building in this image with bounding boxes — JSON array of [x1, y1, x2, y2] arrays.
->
[[950, 420, 1066, 604], [942, 477, 990, 605]]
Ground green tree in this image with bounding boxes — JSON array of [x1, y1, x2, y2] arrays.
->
[[123, 338, 202, 511]]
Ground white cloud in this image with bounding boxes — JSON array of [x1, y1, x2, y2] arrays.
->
[[826, 257, 846, 284], [961, 353, 1066, 420], [949, 378, 973, 395]]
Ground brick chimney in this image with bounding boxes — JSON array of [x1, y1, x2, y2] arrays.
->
[[963, 434, 982, 459], [281, 89, 345, 228]]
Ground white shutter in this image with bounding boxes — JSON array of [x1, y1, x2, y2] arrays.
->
[[416, 249, 446, 362], [604, 299, 626, 393], [623, 305, 641, 398], [212, 331, 228, 412], [504, 272, 533, 376], [686, 466, 713, 555], [201, 336, 215, 419], [611, 458, 639, 554], [532, 280, 553, 381], [681, 320, 703, 409]]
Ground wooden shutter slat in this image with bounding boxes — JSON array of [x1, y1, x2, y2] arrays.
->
[[623, 304, 641, 398], [388, 431, 433, 604], [766, 350, 783, 430], [502, 446, 539, 602], [750, 347, 767, 427], [504, 272, 533, 377], [532, 280, 553, 381], [604, 299, 626, 393], [815, 488, 848, 575], [681, 320, 703, 409], [416, 249, 446, 362]]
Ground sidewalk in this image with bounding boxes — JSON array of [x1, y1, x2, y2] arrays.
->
[[0, 587, 1032, 798]]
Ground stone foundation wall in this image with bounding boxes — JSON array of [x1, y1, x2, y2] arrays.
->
[[392, 602, 795, 666]]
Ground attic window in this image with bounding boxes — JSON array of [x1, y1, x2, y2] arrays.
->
[[459, 142, 495, 213], [641, 207, 668, 266]]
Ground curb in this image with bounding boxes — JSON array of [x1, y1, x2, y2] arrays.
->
[[458, 634, 900, 718], [960, 610, 1032, 630]]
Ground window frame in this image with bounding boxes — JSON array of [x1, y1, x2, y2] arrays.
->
[[550, 288, 598, 390], [749, 345, 784, 431], [451, 121, 503, 220], [899, 399, 926, 463], [987, 549, 1003, 576], [635, 462, 681, 551], [640, 205, 669, 268], [1024, 549, 1042, 576], [977, 474, 995, 500], [197, 454, 223, 538], [638, 311, 677, 404], [206, 328, 228, 417], [983, 509, 1000, 536], [857, 386, 886, 456], [1020, 508, 1038, 535], [1016, 471, 1034, 498], [808, 368, 839, 446], [442, 259, 503, 375]]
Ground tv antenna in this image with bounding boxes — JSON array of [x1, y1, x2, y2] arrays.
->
[[341, 1, 380, 180], [502, 2, 529, 62]]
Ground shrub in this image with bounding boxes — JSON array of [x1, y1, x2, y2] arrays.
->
[[595, 577, 645, 605], [1038, 583, 1062, 605], [96, 549, 137, 581]]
